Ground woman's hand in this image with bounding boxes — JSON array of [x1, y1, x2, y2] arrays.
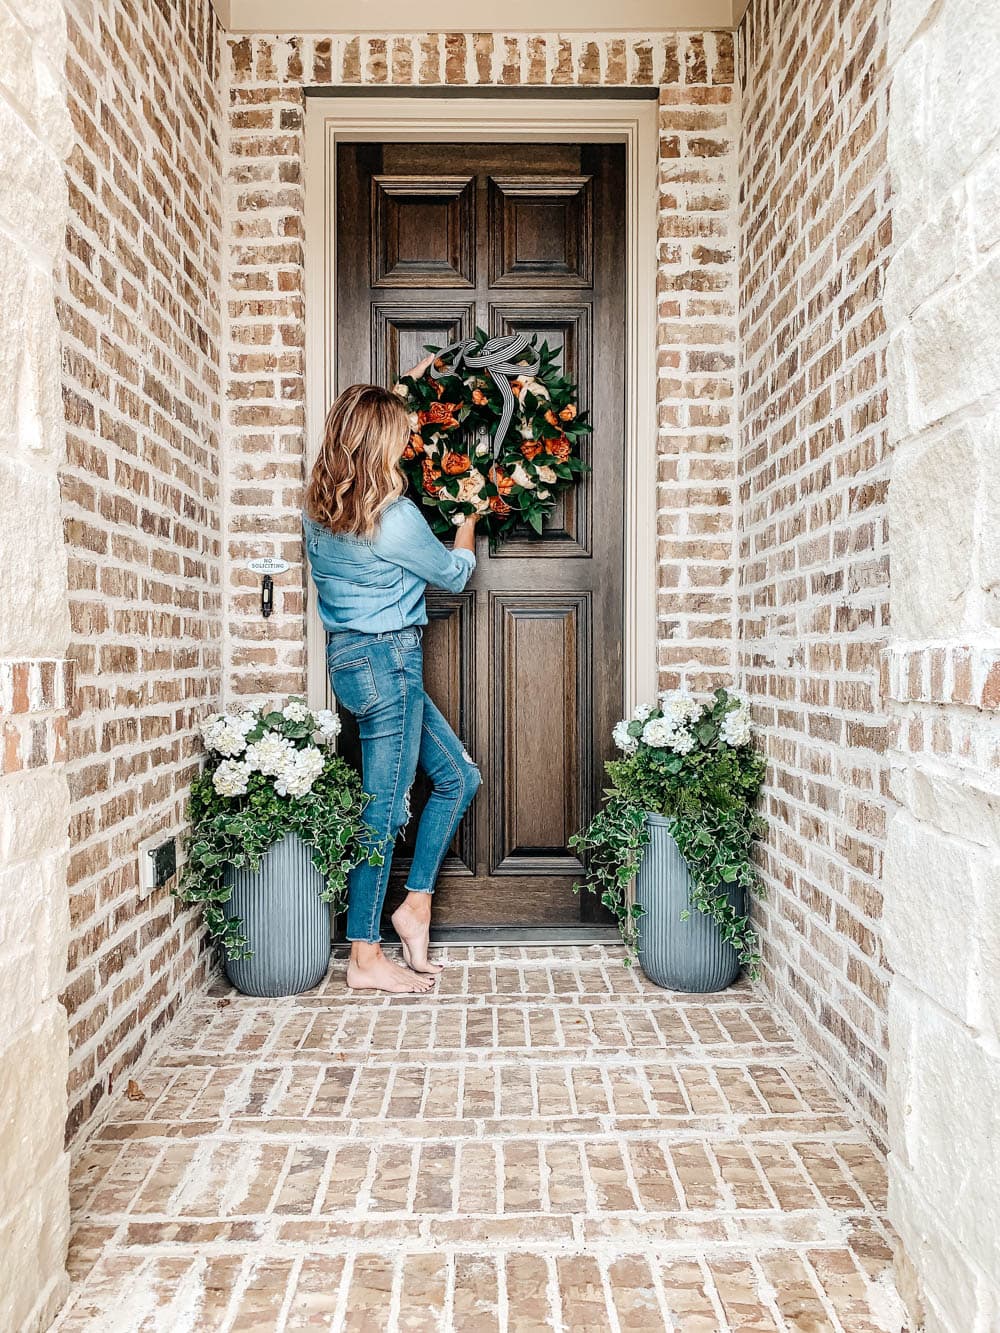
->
[[401, 352, 435, 381], [453, 513, 478, 553]]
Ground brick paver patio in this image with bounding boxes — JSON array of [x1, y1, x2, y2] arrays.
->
[[55, 948, 904, 1331]]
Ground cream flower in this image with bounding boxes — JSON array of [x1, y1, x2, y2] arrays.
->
[[282, 700, 311, 723], [213, 759, 252, 798], [455, 470, 486, 504], [536, 465, 557, 485], [244, 731, 295, 777], [612, 719, 638, 755], [510, 462, 534, 489], [392, 382, 408, 398]]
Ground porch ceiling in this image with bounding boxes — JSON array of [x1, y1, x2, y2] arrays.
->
[[212, 0, 751, 33]]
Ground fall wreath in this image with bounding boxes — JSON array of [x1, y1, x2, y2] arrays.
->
[[392, 329, 591, 540]]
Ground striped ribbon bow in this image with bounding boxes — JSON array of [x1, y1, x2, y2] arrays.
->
[[429, 333, 540, 458]]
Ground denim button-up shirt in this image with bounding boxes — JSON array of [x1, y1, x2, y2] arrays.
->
[[303, 498, 476, 633]]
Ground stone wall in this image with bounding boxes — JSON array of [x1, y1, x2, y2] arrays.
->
[[222, 31, 740, 703], [737, 0, 894, 1145], [0, 0, 74, 1326], [882, 0, 1000, 1326], [58, 0, 224, 1145]]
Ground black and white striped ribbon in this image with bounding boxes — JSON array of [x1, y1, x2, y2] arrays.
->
[[429, 333, 540, 458]]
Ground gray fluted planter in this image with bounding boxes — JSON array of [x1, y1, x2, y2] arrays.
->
[[635, 813, 742, 993], [222, 833, 331, 997]]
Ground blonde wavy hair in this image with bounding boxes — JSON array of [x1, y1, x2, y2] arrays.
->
[[306, 384, 410, 537]]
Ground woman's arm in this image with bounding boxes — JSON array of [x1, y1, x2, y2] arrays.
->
[[376, 500, 478, 593]]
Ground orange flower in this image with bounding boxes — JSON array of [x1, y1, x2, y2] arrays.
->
[[421, 460, 442, 495], [426, 400, 460, 428], [471, 387, 488, 406], [547, 436, 571, 463], [402, 433, 425, 460], [544, 409, 559, 427], [489, 465, 515, 496], [489, 494, 511, 515], [441, 450, 471, 475], [559, 403, 577, 421], [520, 440, 542, 461]]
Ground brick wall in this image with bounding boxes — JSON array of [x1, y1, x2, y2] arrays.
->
[[882, 0, 1000, 1324], [737, 0, 893, 1144], [58, 0, 224, 1145], [222, 31, 740, 704], [0, 0, 74, 1324]]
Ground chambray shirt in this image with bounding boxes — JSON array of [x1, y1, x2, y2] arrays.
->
[[303, 498, 476, 633]]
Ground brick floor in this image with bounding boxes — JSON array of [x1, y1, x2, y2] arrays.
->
[[54, 948, 907, 1331]]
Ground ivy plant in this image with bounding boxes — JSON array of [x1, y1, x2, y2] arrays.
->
[[570, 687, 767, 975]]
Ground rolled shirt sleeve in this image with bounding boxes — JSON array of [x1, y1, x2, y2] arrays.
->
[[375, 498, 476, 593]]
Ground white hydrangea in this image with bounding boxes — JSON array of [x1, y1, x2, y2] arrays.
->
[[612, 719, 638, 755], [282, 700, 311, 723], [244, 731, 296, 777], [274, 745, 326, 798], [670, 728, 696, 755], [632, 702, 653, 722], [201, 712, 253, 757], [213, 759, 252, 798], [641, 717, 675, 748], [721, 701, 752, 748], [659, 688, 702, 725], [314, 708, 341, 741]]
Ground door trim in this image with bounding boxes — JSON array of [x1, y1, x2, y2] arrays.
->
[[304, 95, 659, 716]]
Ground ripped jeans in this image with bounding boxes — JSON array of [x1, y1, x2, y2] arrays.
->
[[326, 625, 481, 943]]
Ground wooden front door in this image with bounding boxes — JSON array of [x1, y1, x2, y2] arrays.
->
[[335, 140, 625, 932]]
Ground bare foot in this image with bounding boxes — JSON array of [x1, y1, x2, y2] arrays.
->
[[391, 898, 444, 976], [346, 948, 434, 994]]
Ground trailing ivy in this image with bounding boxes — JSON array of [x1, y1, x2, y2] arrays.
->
[[570, 688, 767, 975]]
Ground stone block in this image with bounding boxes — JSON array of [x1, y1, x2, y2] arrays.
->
[[883, 190, 964, 326], [924, 0, 1000, 200], [0, 1003, 68, 1224], [0, 1148, 69, 1333], [888, 986, 1000, 1286], [890, 1167, 998, 1333], [890, 757, 1000, 853], [0, 769, 70, 866], [888, 426, 977, 638], [883, 811, 1000, 1032], [0, 457, 70, 656], [0, 98, 67, 260], [886, 34, 929, 245], [0, 854, 69, 1046], [979, 413, 1000, 628], [968, 144, 1000, 254], [906, 257, 1000, 430], [887, 0, 940, 65], [0, 5, 37, 110]]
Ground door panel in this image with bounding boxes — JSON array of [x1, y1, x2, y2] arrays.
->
[[335, 140, 625, 931]]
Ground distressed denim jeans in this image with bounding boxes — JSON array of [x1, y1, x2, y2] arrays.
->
[[326, 625, 481, 943]]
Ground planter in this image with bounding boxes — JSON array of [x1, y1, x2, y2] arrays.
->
[[222, 833, 331, 997], [634, 812, 743, 993]]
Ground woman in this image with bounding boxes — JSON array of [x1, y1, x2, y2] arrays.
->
[[303, 360, 480, 994]]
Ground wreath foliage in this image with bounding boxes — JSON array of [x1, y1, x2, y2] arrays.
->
[[393, 329, 591, 540]]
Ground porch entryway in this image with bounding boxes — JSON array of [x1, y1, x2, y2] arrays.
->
[[56, 948, 900, 1331]]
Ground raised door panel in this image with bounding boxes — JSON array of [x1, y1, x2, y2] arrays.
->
[[371, 303, 476, 387], [490, 592, 590, 876], [372, 175, 475, 287], [392, 594, 476, 877], [489, 175, 593, 288], [488, 302, 592, 557]]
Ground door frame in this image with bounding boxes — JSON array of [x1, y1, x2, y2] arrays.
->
[[303, 93, 659, 716]]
